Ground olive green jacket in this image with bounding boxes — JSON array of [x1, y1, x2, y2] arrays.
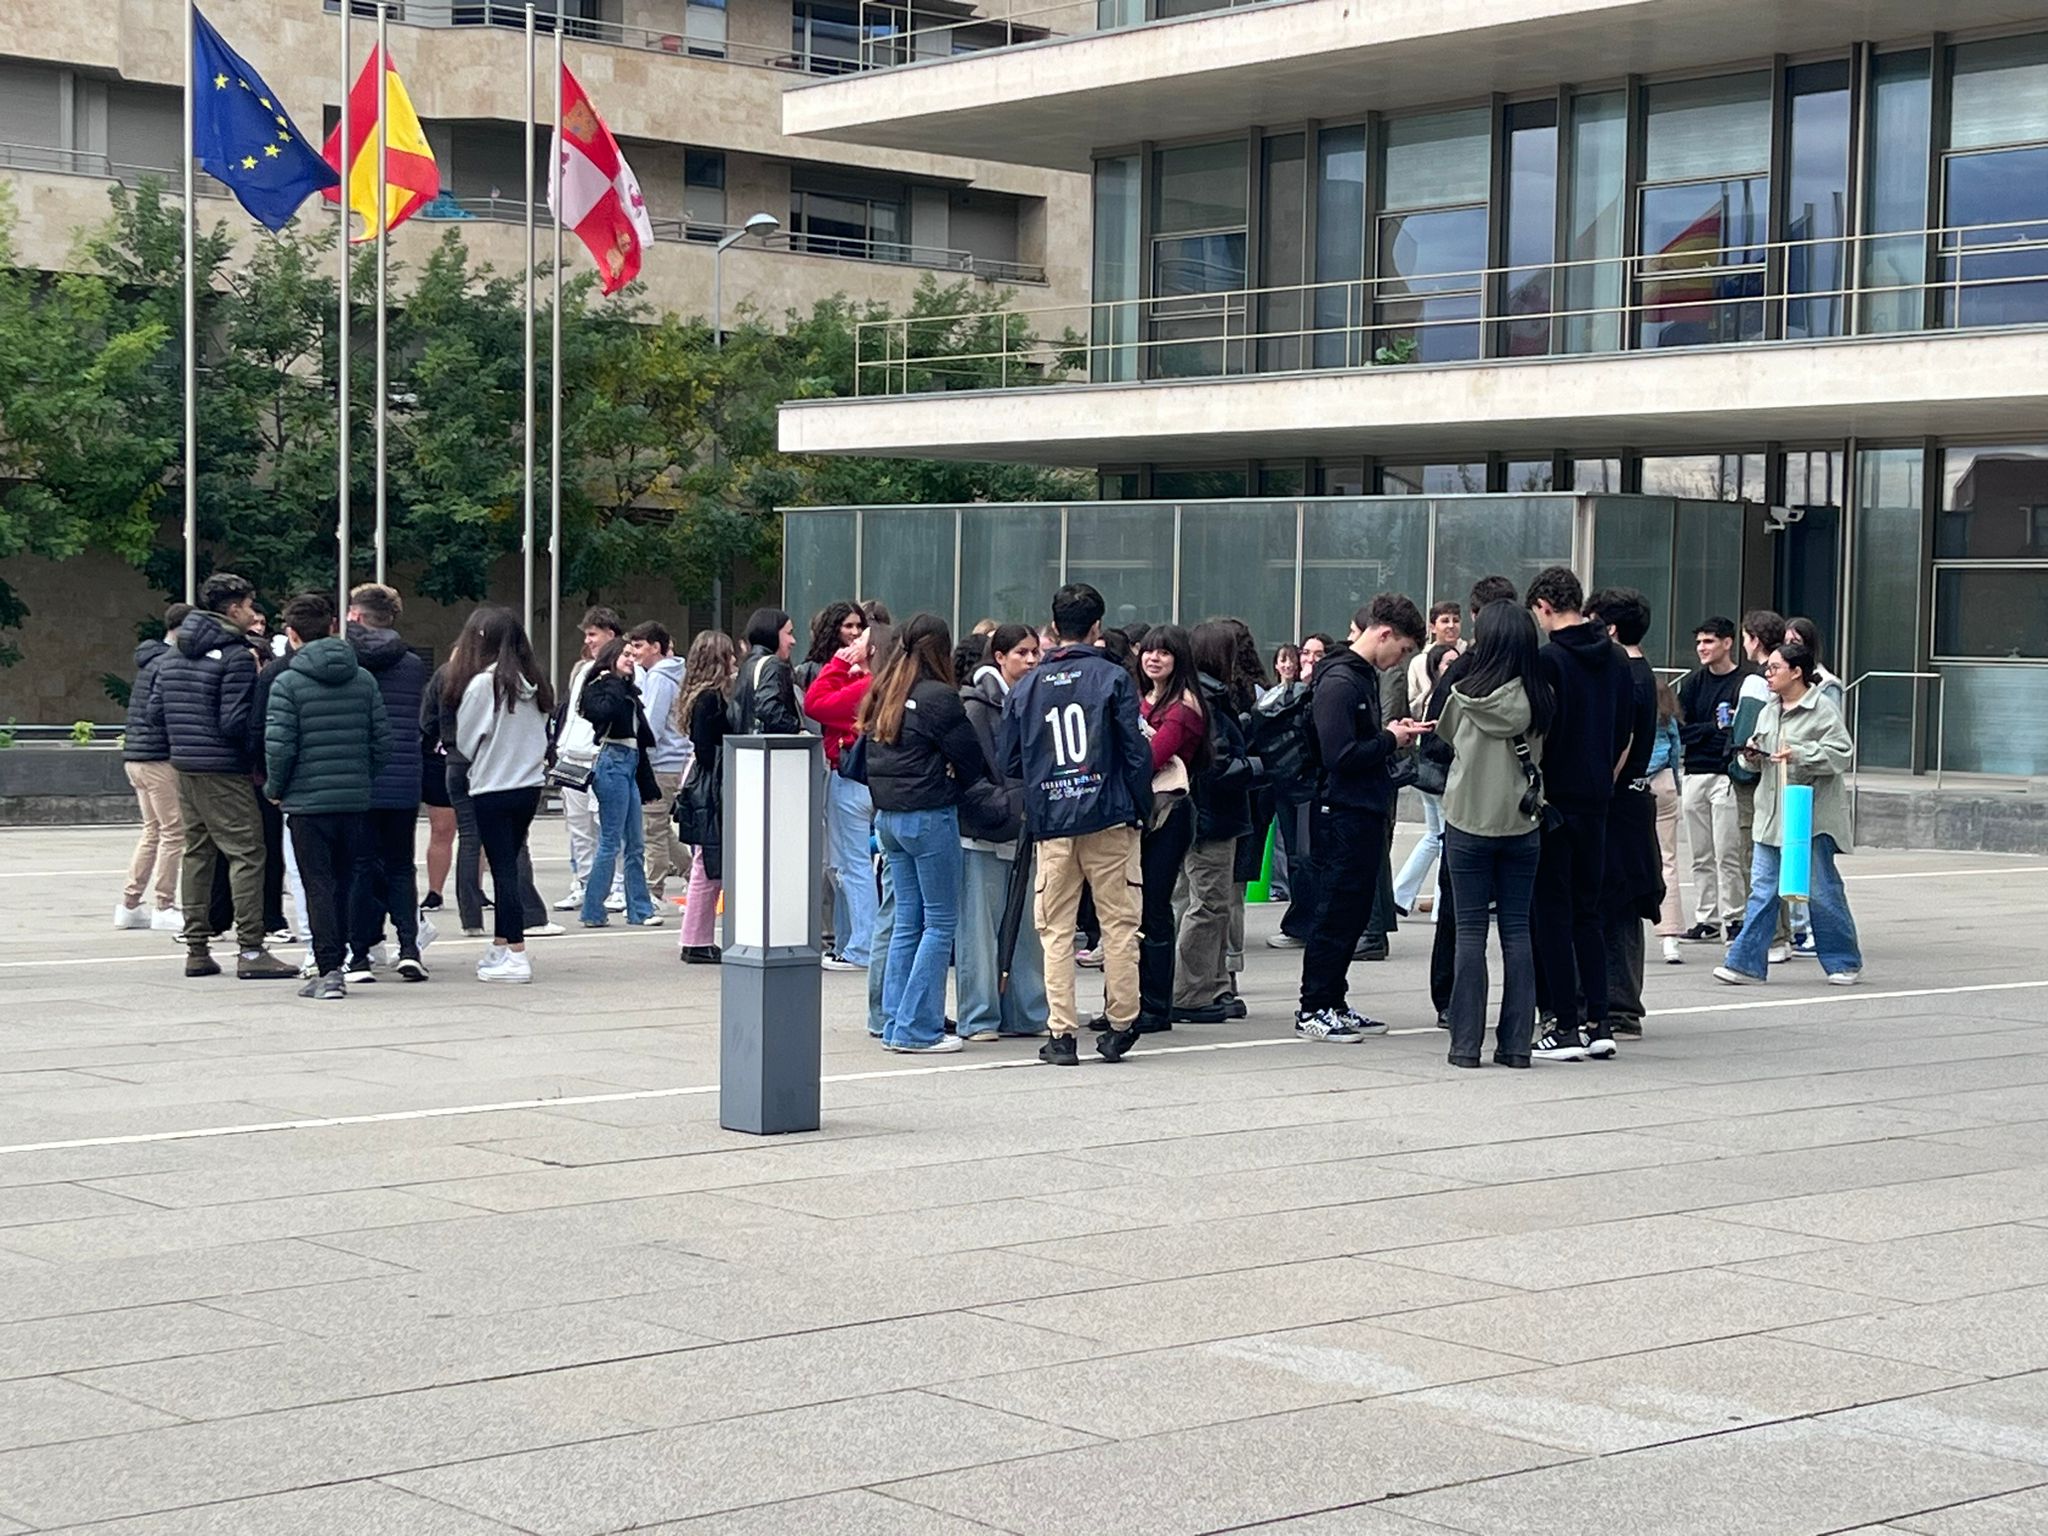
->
[[1747, 687, 1853, 852]]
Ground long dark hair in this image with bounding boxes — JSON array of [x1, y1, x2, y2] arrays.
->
[[1189, 620, 1238, 693], [857, 612, 954, 746], [805, 601, 861, 666], [1456, 599, 1553, 735], [744, 607, 790, 653], [444, 606, 552, 716], [1141, 623, 1211, 771]]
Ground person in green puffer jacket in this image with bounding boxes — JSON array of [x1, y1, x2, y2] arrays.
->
[[263, 592, 391, 1001]]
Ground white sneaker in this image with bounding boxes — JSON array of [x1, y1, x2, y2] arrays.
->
[[368, 942, 390, 970], [477, 946, 532, 984], [1767, 942, 1793, 964], [821, 954, 865, 972], [1827, 969, 1862, 987], [604, 893, 627, 912], [416, 911, 439, 950], [527, 922, 565, 938], [553, 886, 585, 911], [633, 913, 666, 927], [1713, 965, 1759, 985], [892, 1035, 964, 1054], [150, 906, 185, 933], [113, 900, 150, 930], [1661, 937, 1683, 965]]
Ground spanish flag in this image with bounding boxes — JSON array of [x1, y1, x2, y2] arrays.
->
[[320, 46, 439, 241]]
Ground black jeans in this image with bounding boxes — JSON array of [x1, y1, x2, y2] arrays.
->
[[1444, 826, 1541, 1061], [289, 811, 363, 977], [1138, 796, 1195, 1024], [446, 762, 546, 935], [470, 785, 543, 947], [1534, 806, 1610, 1032], [1366, 819, 1398, 943], [1299, 804, 1387, 1013], [350, 807, 422, 962], [1278, 798, 1318, 939], [1605, 915, 1646, 1027], [1429, 871, 1456, 1016]]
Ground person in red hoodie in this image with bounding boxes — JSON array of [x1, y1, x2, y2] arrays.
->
[[805, 623, 885, 971]]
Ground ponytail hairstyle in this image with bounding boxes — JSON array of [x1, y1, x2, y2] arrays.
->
[[856, 613, 955, 746]]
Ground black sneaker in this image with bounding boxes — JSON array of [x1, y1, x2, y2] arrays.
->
[[185, 951, 221, 979], [680, 945, 722, 964], [1096, 1025, 1141, 1063], [1039, 1035, 1079, 1067], [1224, 992, 1248, 1020], [297, 969, 347, 1001], [1532, 1027, 1589, 1062], [345, 960, 378, 985], [1294, 1008, 1364, 1043], [1132, 1014, 1173, 1035], [420, 891, 444, 912], [1435, 1011, 1451, 1031], [236, 949, 299, 981], [1086, 1012, 1111, 1033], [1583, 1021, 1619, 1059], [394, 954, 428, 982], [1170, 1002, 1229, 1024], [1335, 1007, 1390, 1036], [1680, 922, 1721, 943], [1354, 935, 1389, 962], [1492, 1050, 1531, 1069], [1726, 918, 1744, 941], [1609, 1016, 1643, 1039]]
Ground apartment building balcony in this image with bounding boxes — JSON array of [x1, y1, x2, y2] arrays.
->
[[784, 0, 2038, 170]]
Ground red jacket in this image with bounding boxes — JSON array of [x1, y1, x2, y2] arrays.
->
[[803, 655, 871, 768], [1142, 694, 1206, 773]]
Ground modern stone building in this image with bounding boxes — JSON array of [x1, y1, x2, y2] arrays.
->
[[777, 0, 2048, 782]]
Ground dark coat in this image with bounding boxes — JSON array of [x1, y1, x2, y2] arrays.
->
[[1190, 671, 1254, 844], [149, 609, 263, 775], [1310, 647, 1395, 816], [958, 667, 1023, 844], [731, 647, 802, 735], [579, 669, 662, 803], [1534, 621, 1636, 813], [122, 638, 172, 762], [1001, 643, 1153, 840], [349, 622, 429, 810], [685, 687, 728, 881], [867, 676, 987, 814], [262, 636, 392, 814]]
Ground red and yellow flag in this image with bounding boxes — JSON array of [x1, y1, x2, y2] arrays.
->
[[320, 46, 439, 241]]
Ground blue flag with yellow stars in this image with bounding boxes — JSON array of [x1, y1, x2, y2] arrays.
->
[[192, 5, 339, 231]]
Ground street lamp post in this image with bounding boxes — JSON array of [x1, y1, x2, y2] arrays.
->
[[712, 212, 781, 350]]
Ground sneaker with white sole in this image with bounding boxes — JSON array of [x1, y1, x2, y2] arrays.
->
[[394, 954, 428, 982], [1583, 1021, 1619, 1059], [344, 963, 378, 985], [1266, 932, 1306, 950], [1294, 1008, 1364, 1043], [1661, 936, 1684, 964], [113, 900, 151, 931], [892, 1035, 964, 1054], [368, 942, 390, 969], [1074, 946, 1104, 969], [821, 954, 865, 972], [553, 887, 584, 911], [527, 923, 565, 938], [1333, 1006, 1390, 1036], [633, 913, 666, 927], [1532, 1026, 1589, 1062], [1791, 931, 1817, 958], [150, 906, 185, 933], [477, 946, 532, 984], [961, 1028, 1000, 1042], [1713, 965, 1762, 985], [1827, 969, 1862, 986], [1767, 941, 1793, 964], [604, 893, 627, 913]]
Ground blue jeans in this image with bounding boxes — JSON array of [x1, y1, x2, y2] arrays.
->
[[579, 748, 653, 926], [825, 772, 879, 966], [1725, 834, 1861, 980], [956, 845, 1048, 1037], [876, 806, 962, 1049], [867, 858, 894, 1038], [1393, 793, 1444, 913]]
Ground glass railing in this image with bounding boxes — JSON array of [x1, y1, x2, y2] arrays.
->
[[845, 0, 1303, 69], [849, 219, 2048, 394]]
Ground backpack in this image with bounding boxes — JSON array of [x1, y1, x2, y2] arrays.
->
[[1251, 683, 1317, 800]]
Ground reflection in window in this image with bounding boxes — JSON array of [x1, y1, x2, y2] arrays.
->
[[1258, 135, 1308, 372], [1637, 75, 1770, 349], [682, 149, 725, 241], [1639, 454, 1766, 502], [789, 174, 907, 262], [1094, 156, 1142, 382], [1850, 447, 1925, 767], [1434, 498, 1573, 612], [1068, 505, 1175, 628], [1501, 100, 1559, 357], [1312, 126, 1367, 368], [783, 512, 857, 636], [791, 2, 865, 74], [1382, 463, 1487, 495], [1150, 140, 1248, 378], [1861, 51, 1932, 335], [961, 506, 1062, 627], [1302, 501, 1430, 629], [1181, 503, 1297, 648], [1152, 466, 1248, 498], [1377, 109, 1489, 362], [1784, 61, 1851, 339], [861, 508, 955, 625], [1939, 444, 2048, 560], [1564, 91, 1626, 354], [1940, 147, 2048, 329]]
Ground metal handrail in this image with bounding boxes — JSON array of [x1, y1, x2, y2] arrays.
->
[[1844, 669, 1947, 846], [847, 0, 1296, 68], [850, 216, 2048, 394]]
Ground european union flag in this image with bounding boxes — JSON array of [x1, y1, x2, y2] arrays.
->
[[192, 5, 339, 231]]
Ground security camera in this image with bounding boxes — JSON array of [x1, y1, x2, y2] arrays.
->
[[1764, 504, 1806, 531]]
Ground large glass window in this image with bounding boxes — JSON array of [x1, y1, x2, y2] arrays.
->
[[1258, 135, 1308, 372], [1181, 504, 1297, 645], [1778, 449, 1847, 664], [1849, 447, 1926, 767], [860, 509, 955, 625], [961, 506, 1062, 628], [1940, 35, 2048, 329], [789, 171, 907, 262], [1671, 498, 1749, 666], [1500, 99, 1559, 357], [783, 512, 858, 635], [1068, 505, 1174, 628], [1376, 109, 1489, 362], [1382, 463, 1486, 495], [682, 150, 725, 240], [1639, 453, 1766, 502], [791, 2, 865, 74], [1434, 498, 1574, 611], [1093, 155, 1141, 383], [1150, 140, 1248, 378], [1784, 61, 1851, 339], [1563, 91, 1626, 354], [1862, 50, 1932, 335], [1312, 126, 1367, 368], [1637, 74, 1771, 349], [1301, 501, 1430, 632], [1592, 499, 1679, 666]]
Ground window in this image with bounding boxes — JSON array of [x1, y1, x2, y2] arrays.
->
[[789, 171, 907, 261], [685, 0, 728, 58], [1639, 453, 1766, 502], [1934, 443, 2048, 775], [1149, 140, 1248, 378], [1636, 74, 1771, 349], [1940, 34, 2048, 329], [1500, 100, 1559, 357], [1861, 51, 1932, 335], [1784, 61, 1851, 339], [791, 2, 864, 75], [683, 150, 725, 241], [1258, 135, 1308, 372], [1376, 108, 1489, 363], [1093, 156, 1141, 382], [1312, 125, 1367, 367], [1381, 463, 1486, 495], [1563, 91, 1625, 354]]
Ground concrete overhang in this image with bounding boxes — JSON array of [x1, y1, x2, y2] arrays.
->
[[778, 329, 2048, 464], [784, 0, 2044, 171]]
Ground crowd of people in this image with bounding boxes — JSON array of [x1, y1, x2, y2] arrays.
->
[[114, 565, 1865, 1062]]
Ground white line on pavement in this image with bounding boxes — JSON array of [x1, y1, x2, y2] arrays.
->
[[3, 980, 2042, 1158], [0, 926, 676, 969]]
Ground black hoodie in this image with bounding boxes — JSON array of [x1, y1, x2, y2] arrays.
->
[[1310, 646, 1396, 816], [348, 622, 429, 810], [1534, 620, 1637, 813]]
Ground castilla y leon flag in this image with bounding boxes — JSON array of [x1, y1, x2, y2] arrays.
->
[[550, 65, 655, 296], [320, 46, 439, 241]]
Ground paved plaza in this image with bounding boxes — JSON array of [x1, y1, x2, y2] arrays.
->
[[1, 822, 2047, 1533]]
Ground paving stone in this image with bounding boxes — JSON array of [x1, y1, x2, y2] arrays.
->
[[1733, 1224, 2048, 1302], [1400, 1335, 1969, 1454], [388, 1391, 1100, 1534], [0, 1239, 404, 1326], [1778, 1289, 2048, 1375], [1829, 1375, 2048, 1469], [1374, 1213, 1831, 1289], [0, 1188, 481, 1264], [1706, 1169, 2048, 1244], [1892, 1485, 2048, 1534], [80, 1145, 546, 1208], [31, 1480, 529, 1534], [0, 1302, 298, 1381], [1377, 1268, 1878, 1365], [631, 1489, 1017, 1534], [0, 1180, 163, 1227], [1048, 1158, 1473, 1225], [1390, 1417, 2044, 1536], [880, 1397, 1566, 1536], [0, 1376, 181, 1451]]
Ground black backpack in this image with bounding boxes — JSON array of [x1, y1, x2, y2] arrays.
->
[[1250, 684, 1317, 801]]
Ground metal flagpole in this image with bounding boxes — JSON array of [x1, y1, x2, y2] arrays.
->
[[373, 1, 389, 586], [181, 0, 196, 603], [337, 0, 353, 614], [548, 22, 564, 687], [522, 2, 537, 638]]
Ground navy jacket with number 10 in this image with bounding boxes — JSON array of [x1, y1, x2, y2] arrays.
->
[[1000, 643, 1154, 841]]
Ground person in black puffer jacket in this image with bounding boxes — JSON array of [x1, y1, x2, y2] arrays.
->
[[116, 602, 192, 930], [954, 624, 1048, 1042], [861, 613, 988, 1055], [576, 636, 661, 930], [147, 573, 297, 979], [1172, 622, 1256, 1024], [730, 607, 802, 734], [345, 584, 431, 979]]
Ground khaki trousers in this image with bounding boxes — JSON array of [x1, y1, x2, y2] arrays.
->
[[1035, 825, 1142, 1037], [1172, 835, 1238, 1008], [642, 769, 687, 899], [124, 760, 183, 908]]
